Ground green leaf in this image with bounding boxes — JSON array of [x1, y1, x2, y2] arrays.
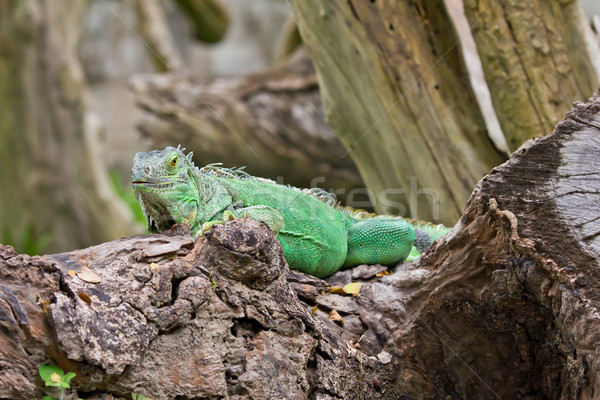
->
[[132, 392, 153, 400], [43, 396, 58, 400], [39, 365, 64, 382], [63, 372, 76, 386]]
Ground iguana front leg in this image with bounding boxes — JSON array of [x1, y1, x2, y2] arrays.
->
[[198, 205, 285, 237]]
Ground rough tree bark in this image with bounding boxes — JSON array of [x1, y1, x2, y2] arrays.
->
[[131, 48, 366, 205], [2, 93, 600, 399], [0, 0, 137, 253], [463, 0, 600, 151]]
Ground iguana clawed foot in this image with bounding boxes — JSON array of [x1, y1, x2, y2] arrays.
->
[[199, 205, 285, 237], [201, 209, 248, 234]]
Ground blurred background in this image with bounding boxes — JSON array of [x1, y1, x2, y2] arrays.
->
[[1, 0, 600, 255]]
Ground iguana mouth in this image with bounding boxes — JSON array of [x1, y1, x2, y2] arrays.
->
[[132, 179, 162, 184], [132, 180, 176, 188], [132, 179, 186, 186]]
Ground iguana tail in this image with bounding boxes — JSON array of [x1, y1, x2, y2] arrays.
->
[[406, 219, 451, 253]]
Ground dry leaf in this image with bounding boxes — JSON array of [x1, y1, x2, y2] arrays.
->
[[326, 286, 346, 295], [327, 283, 361, 296], [78, 292, 92, 305], [150, 262, 160, 271], [77, 267, 101, 284], [343, 282, 361, 296], [312, 305, 318, 315], [328, 310, 344, 325], [375, 270, 391, 277], [68, 270, 77, 276]]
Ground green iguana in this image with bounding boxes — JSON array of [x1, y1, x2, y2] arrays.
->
[[131, 146, 450, 278]]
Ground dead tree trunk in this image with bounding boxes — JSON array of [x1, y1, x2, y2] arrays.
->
[[290, 0, 507, 225], [131, 48, 366, 205], [2, 94, 600, 399], [289, 0, 600, 226]]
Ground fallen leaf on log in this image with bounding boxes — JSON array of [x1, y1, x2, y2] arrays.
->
[[76, 267, 101, 284], [343, 282, 361, 296], [328, 310, 345, 326]]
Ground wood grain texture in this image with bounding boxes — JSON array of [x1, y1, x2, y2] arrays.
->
[[291, 0, 506, 225], [464, 0, 600, 150]]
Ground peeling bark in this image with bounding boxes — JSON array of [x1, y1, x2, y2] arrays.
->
[[3, 94, 600, 399]]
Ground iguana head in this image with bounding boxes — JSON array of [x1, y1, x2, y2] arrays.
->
[[131, 146, 199, 233]]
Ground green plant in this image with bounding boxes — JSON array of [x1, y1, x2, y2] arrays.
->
[[109, 170, 146, 226], [132, 392, 153, 400], [209, 272, 218, 289], [2, 224, 51, 255], [39, 364, 76, 400]]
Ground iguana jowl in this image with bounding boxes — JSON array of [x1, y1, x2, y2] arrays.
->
[[132, 146, 449, 278]]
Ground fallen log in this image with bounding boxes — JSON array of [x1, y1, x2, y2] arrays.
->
[[2, 94, 600, 399]]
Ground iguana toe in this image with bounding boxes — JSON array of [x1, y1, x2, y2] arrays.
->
[[202, 210, 238, 233], [202, 220, 221, 233], [223, 209, 237, 222]]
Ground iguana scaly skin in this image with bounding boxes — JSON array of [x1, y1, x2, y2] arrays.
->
[[132, 146, 450, 278]]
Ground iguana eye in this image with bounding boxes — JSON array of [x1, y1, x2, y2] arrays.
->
[[170, 157, 178, 167]]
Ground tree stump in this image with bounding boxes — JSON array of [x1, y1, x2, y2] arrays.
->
[[2, 94, 600, 399]]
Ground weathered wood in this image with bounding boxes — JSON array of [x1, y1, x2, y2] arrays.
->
[[0, 221, 400, 399], [273, 13, 302, 64], [134, 0, 184, 72], [131, 48, 366, 205], [385, 94, 600, 398], [0, 0, 137, 253], [2, 93, 600, 399], [290, 0, 506, 225], [463, 0, 600, 151]]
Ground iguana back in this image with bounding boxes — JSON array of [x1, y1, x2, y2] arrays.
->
[[132, 146, 450, 277]]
